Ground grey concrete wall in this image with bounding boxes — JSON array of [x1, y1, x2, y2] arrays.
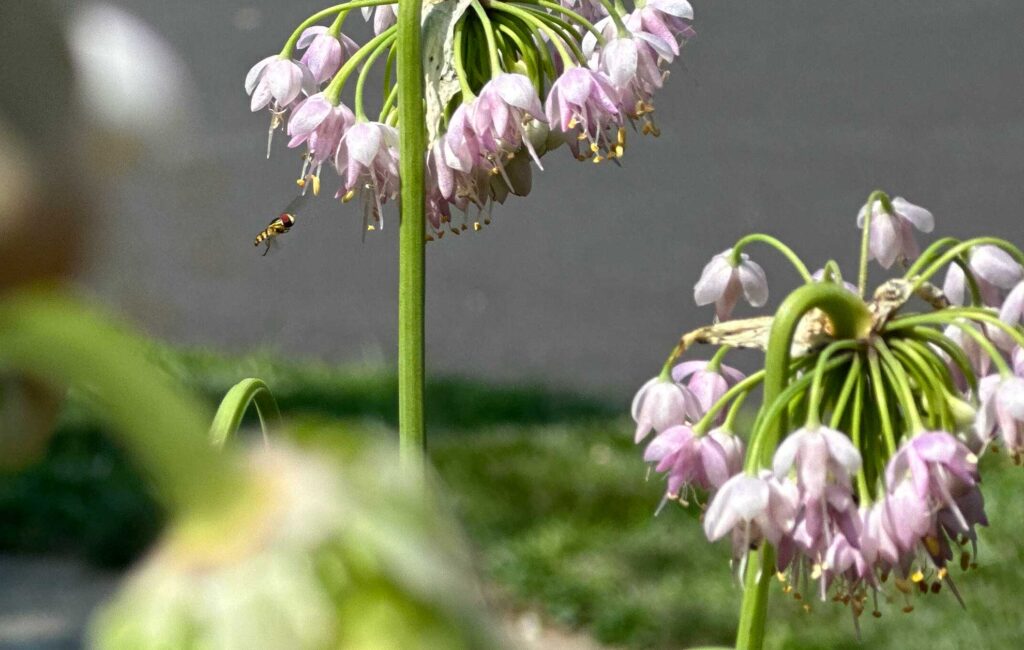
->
[[79, 1, 1024, 396]]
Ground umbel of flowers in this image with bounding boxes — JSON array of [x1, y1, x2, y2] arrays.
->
[[632, 190, 1024, 648], [245, 0, 695, 237]]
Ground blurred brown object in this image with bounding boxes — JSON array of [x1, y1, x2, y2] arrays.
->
[[0, 3, 89, 463], [0, 2, 87, 292]]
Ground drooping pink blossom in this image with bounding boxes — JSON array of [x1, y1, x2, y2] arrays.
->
[[287, 93, 355, 166], [693, 248, 769, 321], [334, 121, 400, 230], [631, 377, 701, 443], [856, 196, 934, 269], [296, 26, 359, 84], [246, 55, 314, 112]]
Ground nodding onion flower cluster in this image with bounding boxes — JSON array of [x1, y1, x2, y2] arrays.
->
[[245, 0, 694, 237], [632, 190, 1024, 629]]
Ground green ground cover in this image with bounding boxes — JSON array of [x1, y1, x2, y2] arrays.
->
[[2, 348, 1022, 648]]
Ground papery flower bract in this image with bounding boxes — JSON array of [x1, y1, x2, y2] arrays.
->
[[693, 248, 768, 321], [297, 26, 359, 84], [334, 121, 400, 229], [246, 55, 314, 112], [856, 196, 934, 269], [631, 377, 700, 443], [287, 93, 355, 166]]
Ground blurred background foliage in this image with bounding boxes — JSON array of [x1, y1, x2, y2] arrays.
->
[[4, 350, 1024, 649]]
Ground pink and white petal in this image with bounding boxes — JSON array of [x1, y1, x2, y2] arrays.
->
[[971, 245, 1023, 289], [738, 260, 769, 307], [650, 0, 694, 19], [244, 55, 277, 94], [821, 427, 862, 473], [772, 429, 804, 478], [892, 196, 934, 233], [297, 25, 328, 50], [694, 256, 734, 305], [602, 38, 639, 88], [287, 95, 332, 135], [943, 263, 966, 306], [250, 79, 273, 111], [869, 214, 898, 268], [671, 360, 708, 383]]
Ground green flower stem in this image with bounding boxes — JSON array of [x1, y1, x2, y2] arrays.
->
[[888, 311, 1018, 376], [517, 5, 587, 62], [888, 339, 950, 430], [909, 237, 1024, 291], [729, 234, 814, 283], [857, 190, 893, 296], [722, 389, 750, 432], [397, 0, 427, 475], [866, 350, 898, 455], [903, 236, 961, 277], [591, 0, 629, 35], [324, 25, 398, 104], [496, 22, 539, 87], [470, 0, 502, 78], [874, 338, 924, 433], [691, 370, 766, 435], [453, 18, 477, 99], [491, 1, 575, 67], [355, 33, 398, 120], [281, 1, 397, 56], [379, 82, 399, 122], [902, 326, 979, 393], [806, 340, 862, 428], [0, 289, 247, 520], [209, 378, 283, 448], [746, 355, 849, 468], [525, 0, 605, 44], [849, 369, 871, 501], [736, 283, 871, 650], [828, 353, 862, 430], [707, 345, 731, 373], [382, 42, 397, 103], [328, 9, 349, 37]]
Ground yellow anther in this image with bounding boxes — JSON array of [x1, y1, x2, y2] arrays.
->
[[776, 572, 787, 582], [312, 175, 321, 196], [589, 142, 600, 153], [911, 570, 925, 583], [802, 604, 812, 613], [614, 144, 624, 158], [966, 452, 979, 464], [296, 178, 306, 188], [937, 567, 948, 580], [568, 117, 578, 129], [592, 156, 603, 164], [810, 564, 823, 580], [577, 132, 589, 140], [342, 189, 356, 202], [473, 222, 482, 231], [367, 224, 375, 231]]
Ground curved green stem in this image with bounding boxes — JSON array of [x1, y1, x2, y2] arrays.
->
[[691, 370, 766, 435], [909, 237, 1024, 291], [874, 338, 924, 433], [904, 236, 961, 277], [806, 340, 862, 428], [379, 82, 399, 122], [866, 350, 898, 455], [452, 18, 477, 99], [471, 0, 502, 78], [735, 283, 871, 650], [397, 0, 427, 477], [281, 1, 397, 56], [324, 25, 398, 105], [591, 0, 628, 34], [887, 311, 1018, 375], [730, 233, 814, 284], [849, 369, 870, 501], [0, 288, 247, 519], [828, 353, 862, 430], [902, 325, 980, 394], [527, 0, 605, 44], [491, 1, 575, 67], [355, 33, 398, 120], [209, 378, 283, 448]]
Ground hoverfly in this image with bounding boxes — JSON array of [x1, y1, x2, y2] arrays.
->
[[253, 194, 309, 256]]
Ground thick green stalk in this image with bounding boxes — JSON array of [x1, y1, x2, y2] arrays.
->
[[397, 0, 427, 476], [209, 378, 283, 448], [735, 283, 871, 650], [0, 289, 248, 521]]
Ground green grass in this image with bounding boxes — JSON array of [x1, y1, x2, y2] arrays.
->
[[3, 347, 1024, 648]]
